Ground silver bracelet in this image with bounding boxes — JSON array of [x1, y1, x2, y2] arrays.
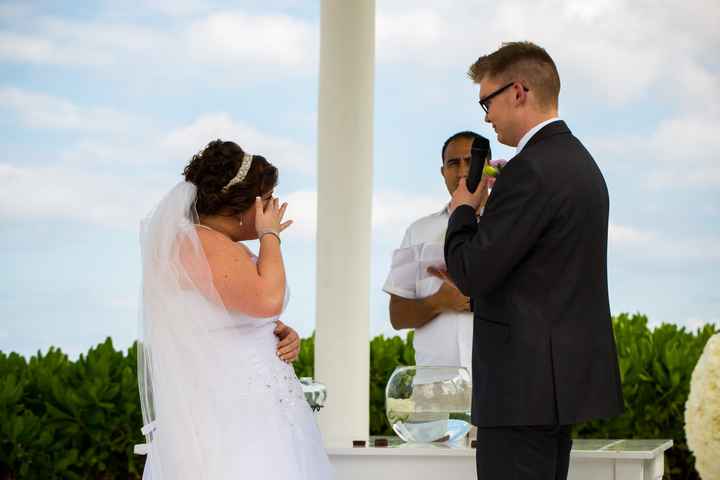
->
[[258, 229, 281, 245]]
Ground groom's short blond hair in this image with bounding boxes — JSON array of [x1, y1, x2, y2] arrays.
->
[[469, 41, 560, 111]]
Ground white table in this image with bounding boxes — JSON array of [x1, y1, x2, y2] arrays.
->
[[327, 438, 673, 480]]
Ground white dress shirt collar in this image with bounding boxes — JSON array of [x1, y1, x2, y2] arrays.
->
[[515, 117, 562, 156]]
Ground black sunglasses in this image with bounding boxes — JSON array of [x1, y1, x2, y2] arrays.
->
[[478, 82, 529, 113]]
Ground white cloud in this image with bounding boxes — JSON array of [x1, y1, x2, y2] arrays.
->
[[283, 190, 317, 240], [161, 113, 315, 176], [0, 87, 313, 178], [377, 0, 719, 108], [609, 224, 656, 246], [648, 168, 720, 189], [39, 17, 172, 56], [644, 114, 720, 188], [0, 16, 170, 67], [373, 190, 447, 235], [128, 0, 213, 17], [0, 163, 166, 229], [0, 31, 111, 66], [609, 222, 720, 263], [0, 10, 317, 81], [187, 11, 317, 71], [0, 87, 145, 133], [589, 109, 720, 188], [3, 1, 716, 108], [59, 140, 154, 167], [377, 9, 450, 66]]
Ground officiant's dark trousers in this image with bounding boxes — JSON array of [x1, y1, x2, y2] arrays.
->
[[475, 425, 572, 480]]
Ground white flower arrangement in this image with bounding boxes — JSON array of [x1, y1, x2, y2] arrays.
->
[[685, 333, 720, 480]]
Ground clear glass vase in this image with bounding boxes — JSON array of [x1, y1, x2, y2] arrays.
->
[[385, 366, 472, 443]]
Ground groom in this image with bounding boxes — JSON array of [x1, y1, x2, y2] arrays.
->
[[443, 42, 624, 479]]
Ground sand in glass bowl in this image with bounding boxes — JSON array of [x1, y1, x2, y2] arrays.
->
[[386, 366, 472, 444]]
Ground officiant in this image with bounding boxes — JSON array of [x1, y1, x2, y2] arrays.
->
[[383, 131, 491, 372]]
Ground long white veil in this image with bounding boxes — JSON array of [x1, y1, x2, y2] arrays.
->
[[138, 181, 228, 479]]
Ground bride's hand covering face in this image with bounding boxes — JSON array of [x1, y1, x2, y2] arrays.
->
[[255, 196, 293, 236]]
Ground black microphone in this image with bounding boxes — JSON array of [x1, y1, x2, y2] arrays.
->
[[466, 135, 490, 193]]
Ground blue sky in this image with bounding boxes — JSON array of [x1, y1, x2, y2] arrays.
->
[[1, 0, 718, 358]]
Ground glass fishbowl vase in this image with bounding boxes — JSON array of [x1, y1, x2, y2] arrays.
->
[[385, 366, 472, 443]]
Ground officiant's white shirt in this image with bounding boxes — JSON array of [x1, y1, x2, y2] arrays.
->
[[383, 205, 473, 373]]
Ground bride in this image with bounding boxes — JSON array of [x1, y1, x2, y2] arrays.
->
[[138, 140, 333, 479]]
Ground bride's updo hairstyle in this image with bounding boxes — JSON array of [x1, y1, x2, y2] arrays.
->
[[183, 140, 278, 216]]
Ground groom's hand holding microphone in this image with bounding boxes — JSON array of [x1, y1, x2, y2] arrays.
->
[[449, 135, 501, 216], [449, 172, 492, 216]]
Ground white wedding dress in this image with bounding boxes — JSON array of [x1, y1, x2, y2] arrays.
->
[[138, 181, 333, 479]]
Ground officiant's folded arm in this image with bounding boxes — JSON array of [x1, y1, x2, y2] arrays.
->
[[388, 294, 438, 330], [444, 171, 553, 298]]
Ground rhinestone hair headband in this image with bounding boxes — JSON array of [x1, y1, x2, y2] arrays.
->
[[221, 154, 254, 193]]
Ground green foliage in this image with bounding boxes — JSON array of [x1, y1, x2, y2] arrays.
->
[[574, 313, 717, 480], [0, 340, 145, 479], [0, 316, 715, 479], [292, 332, 315, 380]]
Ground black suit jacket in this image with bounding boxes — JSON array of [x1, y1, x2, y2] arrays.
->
[[444, 121, 624, 427]]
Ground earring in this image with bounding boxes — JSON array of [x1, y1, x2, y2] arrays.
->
[[239, 215, 244, 226]]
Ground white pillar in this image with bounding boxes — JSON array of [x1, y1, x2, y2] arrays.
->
[[315, 0, 375, 446]]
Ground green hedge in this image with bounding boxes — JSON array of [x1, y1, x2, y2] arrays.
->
[[576, 314, 717, 480], [0, 314, 716, 479], [0, 340, 143, 479]]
